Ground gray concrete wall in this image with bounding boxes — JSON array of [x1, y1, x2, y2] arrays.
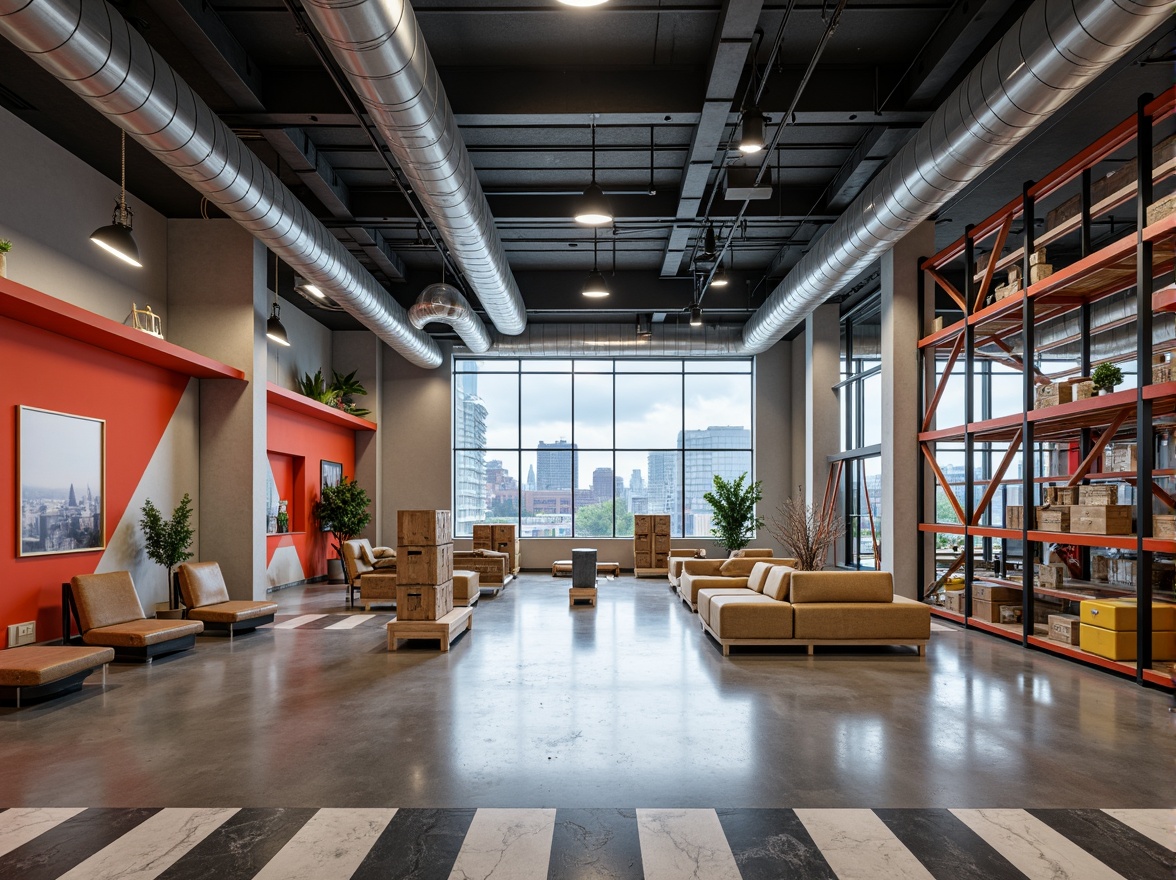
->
[[804, 304, 842, 508], [754, 342, 791, 554], [335, 331, 383, 542], [168, 220, 268, 600], [791, 338, 808, 503], [0, 106, 168, 320]]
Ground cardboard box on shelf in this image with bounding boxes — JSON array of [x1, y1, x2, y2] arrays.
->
[[1155, 515, 1176, 539], [1028, 246, 1047, 266], [1038, 563, 1066, 589], [973, 584, 1019, 602], [1029, 263, 1053, 283], [945, 590, 966, 614], [972, 599, 1020, 624], [1035, 382, 1072, 409], [1045, 486, 1080, 506], [1147, 193, 1176, 225], [993, 282, 1020, 301], [1072, 380, 1094, 400], [1077, 484, 1119, 505], [1154, 361, 1173, 385], [1071, 505, 1133, 535], [1092, 555, 1110, 582], [999, 604, 1023, 624], [1109, 557, 1176, 591], [1048, 614, 1081, 645], [932, 316, 945, 333], [1006, 506, 1027, 529], [1104, 444, 1137, 473], [1037, 508, 1071, 532]]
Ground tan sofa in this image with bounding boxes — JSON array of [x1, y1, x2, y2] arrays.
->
[[342, 539, 398, 611], [667, 548, 773, 588], [677, 555, 797, 611], [67, 571, 203, 662], [698, 568, 930, 656], [453, 549, 510, 590], [177, 562, 278, 638]]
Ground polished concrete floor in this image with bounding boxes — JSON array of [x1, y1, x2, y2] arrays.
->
[[1, 574, 1173, 809]]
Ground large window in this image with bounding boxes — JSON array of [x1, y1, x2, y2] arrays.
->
[[838, 309, 882, 570], [453, 359, 754, 538]]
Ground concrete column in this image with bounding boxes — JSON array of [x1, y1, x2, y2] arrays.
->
[[333, 330, 383, 544], [881, 221, 935, 597], [804, 304, 841, 509], [754, 342, 791, 551], [167, 220, 268, 600]]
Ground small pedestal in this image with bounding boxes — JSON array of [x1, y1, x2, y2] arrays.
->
[[569, 587, 598, 607], [387, 606, 472, 652]]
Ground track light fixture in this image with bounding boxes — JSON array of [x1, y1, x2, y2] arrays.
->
[[90, 130, 142, 267], [738, 109, 766, 154], [582, 229, 610, 298], [689, 303, 703, 327], [294, 276, 325, 299], [711, 264, 729, 288], [575, 116, 613, 225], [636, 314, 653, 340]]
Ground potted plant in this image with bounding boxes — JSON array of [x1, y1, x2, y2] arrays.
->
[[0, 239, 11, 278], [329, 370, 371, 418], [313, 476, 372, 581], [702, 472, 764, 554], [140, 493, 196, 614], [1091, 362, 1123, 396], [296, 369, 338, 407], [768, 493, 845, 571]]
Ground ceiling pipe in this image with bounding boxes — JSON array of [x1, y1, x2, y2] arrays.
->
[[741, 0, 1171, 353], [459, 323, 746, 359], [0, 0, 442, 369], [409, 283, 492, 353], [300, 0, 528, 336]]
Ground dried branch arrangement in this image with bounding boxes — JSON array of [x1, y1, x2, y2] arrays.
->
[[768, 493, 845, 571]]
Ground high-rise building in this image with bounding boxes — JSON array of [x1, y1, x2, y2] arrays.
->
[[454, 368, 488, 534], [592, 467, 614, 503], [646, 451, 680, 534], [629, 469, 644, 494], [536, 439, 578, 491], [682, 426, 752, 535]]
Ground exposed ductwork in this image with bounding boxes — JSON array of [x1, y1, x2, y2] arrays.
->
[[409, 283, 491, 353], [459, 323, 747, 359], [0, 0, 443, 368], [300, 0, 528, 337], [741, 0, 1170, 354]]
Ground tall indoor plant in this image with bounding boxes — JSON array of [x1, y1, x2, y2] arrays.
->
[[314, 476, 372, 573], [702, 472, 764, 554], [768, 493, 845, 570], [140, 493, 196, 611]]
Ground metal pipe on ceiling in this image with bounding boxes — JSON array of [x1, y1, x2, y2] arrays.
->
[[409, 283, 492, 353], [0, 0, 443, 369], [299, 0, 528, 337], [741, 0, 1171, 353], [459, 323, 747, 358]]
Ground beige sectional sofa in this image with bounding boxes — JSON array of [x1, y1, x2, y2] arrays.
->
[[667, 548, 776, 589], [697, 566, 930, 656], [677, 554, 797, 610]]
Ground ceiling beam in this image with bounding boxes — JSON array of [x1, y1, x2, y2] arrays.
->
[[659, 0, 766, 278], [264, 127, 352, 219], [341, 227, 407, 282], [826, 125, 918, 210]]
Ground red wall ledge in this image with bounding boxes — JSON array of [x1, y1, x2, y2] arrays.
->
[[0, 276, 245, 380], [266, 382, 377, 431]]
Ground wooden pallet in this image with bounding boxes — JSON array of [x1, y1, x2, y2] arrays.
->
[[569, 587, 598, 607], [634, 567, 669, 578], [386, 607, 472, 652]]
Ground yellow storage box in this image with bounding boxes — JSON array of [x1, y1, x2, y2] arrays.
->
[[1079, 599, 1176, 632], [1079, 624, 1176, 661]]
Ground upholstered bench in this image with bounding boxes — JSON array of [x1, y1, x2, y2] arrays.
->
[[453, 570, 480, 607], [178, 562, 278, 638], [0, 646, 114, 707], [67, 572, 203, 662], [551, 560, 621, 578]]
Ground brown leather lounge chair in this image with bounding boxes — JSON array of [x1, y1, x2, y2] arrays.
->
[[65, 571, 203, 662], [178, 561, 279, 638]]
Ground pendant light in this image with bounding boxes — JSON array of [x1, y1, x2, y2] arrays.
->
[[702, 225, 717, 260], [711, 265, 729, 288], [559, 0, 609, 5], [575, 116, 613, 225], [689, 303, 703, 326], [582, 229, 610, 298], [90, 130, 142, 267], [266, 252, 291, 346], [738, 109, 766, 154]]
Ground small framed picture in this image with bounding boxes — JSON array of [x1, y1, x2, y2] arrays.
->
[[320, 460, 343, 531], [18, 406, 106, 556]]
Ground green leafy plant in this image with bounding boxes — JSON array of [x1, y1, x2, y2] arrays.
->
[[1091, 362, 1123, 393], [275, 510, 289, 533], [330, 369, 370, 418], [297, 369, 338, 406], [313, 477, 372, 562], [702, 472, 764, 552], [140, 493, 196, 609], [0, 239, 12, 253]]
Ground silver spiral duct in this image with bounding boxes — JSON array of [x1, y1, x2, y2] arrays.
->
[[300, 0, 527, 336], [409, 283, 492, 353], [459, 323, 747, 359], [0, 0, 442, 369], [741, 0, 1169, 353]]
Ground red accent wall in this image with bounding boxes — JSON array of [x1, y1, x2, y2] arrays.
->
[[266, 405, 356, 583], [0, 316, 189, 647]]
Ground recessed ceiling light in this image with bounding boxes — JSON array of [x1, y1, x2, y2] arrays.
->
[[558, 0, 609, 6]]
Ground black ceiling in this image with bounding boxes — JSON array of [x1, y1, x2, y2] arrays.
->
[[0, 0, 1171, 335]]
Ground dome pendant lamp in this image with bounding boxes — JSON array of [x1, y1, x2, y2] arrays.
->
[[575, 116, 613, 225], [582, 229, 610, 298], [90, 130, 142, 267], [266, 252, 291, 346]]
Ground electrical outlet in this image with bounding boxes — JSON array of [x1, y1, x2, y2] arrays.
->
[[7, 621, 35, 646]]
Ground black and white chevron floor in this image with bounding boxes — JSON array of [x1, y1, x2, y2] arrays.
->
[[0, 806, 1169, 879]]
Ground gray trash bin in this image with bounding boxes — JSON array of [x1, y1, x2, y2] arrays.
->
[[571, 548, 597, 588]]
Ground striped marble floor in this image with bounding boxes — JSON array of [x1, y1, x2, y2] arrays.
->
[[0, 807, 1169, 879], [265, 614, 394, 631]]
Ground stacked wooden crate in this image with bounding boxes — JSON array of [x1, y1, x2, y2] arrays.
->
[[396, 510, 454, 620], [473, 523, 520, 576], [633, 514, 670, 577]]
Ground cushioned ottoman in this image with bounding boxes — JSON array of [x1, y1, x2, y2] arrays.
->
[[453, 570, 480, 607], [0, 646, 115, 707], [552, 560, 622, 577]]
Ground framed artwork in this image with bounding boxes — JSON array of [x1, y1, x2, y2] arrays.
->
[[320, 460, 343, 531], [18, 406, 106, 556]]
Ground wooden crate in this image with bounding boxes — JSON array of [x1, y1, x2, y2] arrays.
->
[[1028, 246, 1047, 266], [633, 515, 652, 535], [472, 539, 492, 551], [633, 533, 652, 552], [1045, 486, 1079, 505], [1035, 382, 1072, 409], [1077, 484, 1119, 505], [653, 533, 671, 552], [653, 552, 669, 568], [1006, 506, 1027, 529], [1153, 361, 1173, 385], [1072, 380, 1094, 401], [973, 599, 1019, 623], [492, 524, 516, 544], [1147, 193, 1176, 225], [397, 543, 454, 585], [974, 584, 1019, 602], [398, 509, 452, 546], [1092, 555, 1110, 582], [1104, 444, 1137, 473], [494, 539, 520, 574], [635, 550, 652, 568], [1048, 614, 1081, 645], [1038, 563, 1066, 589], [653, 515, 670, 536], [1071, 505, 1133, 535], [472, 524, 493, 543], [1155, 515, 1176, 539], [1036, 507, 1071, 531], [395, 581, 454, 621], [1029, 263, 1053, 283]]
